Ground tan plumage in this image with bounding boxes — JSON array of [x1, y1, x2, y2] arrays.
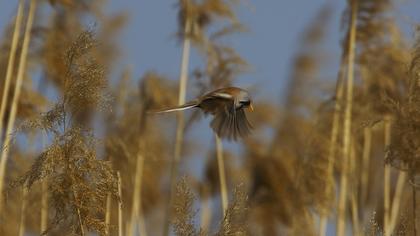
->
[[149, 87, 253, 141]]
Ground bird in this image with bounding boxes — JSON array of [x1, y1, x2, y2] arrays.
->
[[149, 87, 254, 141]]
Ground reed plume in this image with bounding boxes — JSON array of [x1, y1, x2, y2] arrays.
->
[[14, 30, 118, 235]]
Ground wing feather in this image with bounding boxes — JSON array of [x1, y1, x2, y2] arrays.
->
[[210, 102, 252, 141]]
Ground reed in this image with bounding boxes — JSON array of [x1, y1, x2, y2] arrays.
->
[[215, 135, 228, 215], [337, 1, 358, 236], [40, 132, 48, 234], [0, 0, 37, 213], [0, 0, 23, 143], [118, 171, 123, 236], [319, 63, 345, 236], [129, 149, 147, 236], [105, 193, 111, 236], [383, 115, 392, 236], [200, 185, 212, 233], [413, 187, 418, 236], [18, 183, 28, 236], [349, 141, 360, 236], [73, 189, 85, 236], [0, 1, 418, 235], [388, 170, 407, 234], [360, 127, 372, 206], [163, 15, 192, 236], [40, 179, 48, 234]]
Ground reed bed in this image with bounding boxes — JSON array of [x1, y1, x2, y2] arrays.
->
[[0, 0, 419, 235]]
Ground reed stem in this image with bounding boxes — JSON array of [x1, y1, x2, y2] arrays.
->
[[350, 142, 360, 236], [388, 170, 407, 234], [413, 186, 417, 236], [0, 0, 37, 213], [129, 148, 147, 236], [360, 127, 372, 207], [40, 179, 48, 233], [336, 1, 358, 235], [117, 171, 123, 236], [73, 190, 85, 236], [384, 116, 392, 236], [0, 0, 24, 144], [215, 134, 228, 215], [200, 186, 212, 234], [163, 17, 192, 236], [18, 183, 28, 236], [40, 133, 48, 234], [319, 65, 345, 236], [105, 193, 111, 236]]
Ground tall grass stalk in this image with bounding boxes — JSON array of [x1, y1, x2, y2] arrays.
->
[[0, 0, 37, 213], [163, 17, 192, 236], [337, 1, 358, 235], [388, 170, 407, 234], [18, 183, 28, 236], [129, 150, 147, 236], [350, 142, 360, 236], [383, 115, 392, 236], [319, 207, 327, 234], [350, 191, 360, 236], [413, 186, 417, 236], [127, 89, 147, 236], [361, 127, 372, 206], [105, 193, 111, 236], [0, 0, 23, 143], [40, 179, 48, 233], [117, 171, 123, 236], [200, 186, 212, 234], [319, 65, 345, 236], [73, 189, 85, 235], [40, 132, 48, 234], [215, 135, 228, 215]]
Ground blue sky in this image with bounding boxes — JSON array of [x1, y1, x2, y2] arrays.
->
[[104, 0, 342, 101], [2, 1, 419, 104], [1, 0, 420, 96]]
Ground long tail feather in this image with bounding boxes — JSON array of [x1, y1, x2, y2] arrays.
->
[[148, 101, 198, 114]]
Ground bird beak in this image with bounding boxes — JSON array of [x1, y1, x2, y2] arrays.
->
[[248, 103, 254, 112]]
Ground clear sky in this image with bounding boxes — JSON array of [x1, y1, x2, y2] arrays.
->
[[2, 1, 419, 103], [104, 0, 342, 102]]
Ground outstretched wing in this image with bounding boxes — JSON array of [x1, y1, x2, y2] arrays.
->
[[198, 91, 234, 115], [210, 101, 252, 141]]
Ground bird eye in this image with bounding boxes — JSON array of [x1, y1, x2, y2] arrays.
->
[[240, 100, 250, 106]]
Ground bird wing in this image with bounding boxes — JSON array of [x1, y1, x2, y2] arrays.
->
[[210, 101, 252, 141], [197, 87, 239, 115], [198, 94, 231, 115]]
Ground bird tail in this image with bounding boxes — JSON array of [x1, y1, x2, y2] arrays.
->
[[147, 100, 199, 114]]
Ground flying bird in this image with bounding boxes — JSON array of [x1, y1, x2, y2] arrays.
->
[[149, 87, 253, 141]]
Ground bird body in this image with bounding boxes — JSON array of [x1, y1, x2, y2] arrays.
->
[[149, 87, 253, 140]]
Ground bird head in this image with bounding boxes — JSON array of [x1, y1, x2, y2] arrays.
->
[[237, 90, 254, 112]]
